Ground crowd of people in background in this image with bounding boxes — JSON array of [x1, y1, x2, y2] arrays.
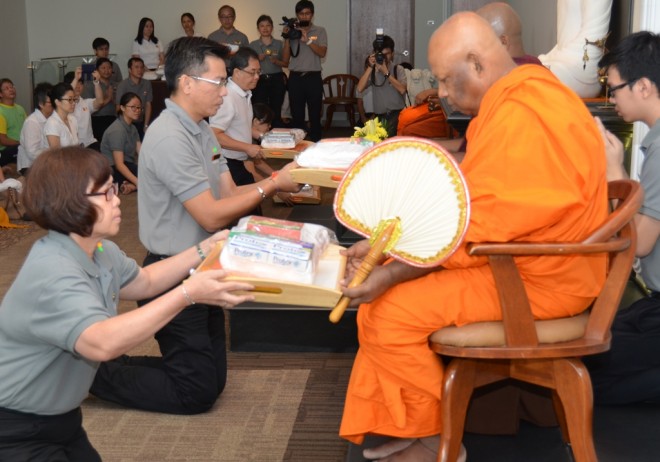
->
[[1, 1, 327, 194]]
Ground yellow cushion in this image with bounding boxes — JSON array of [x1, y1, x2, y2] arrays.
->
[[429, 312, 589, 347]]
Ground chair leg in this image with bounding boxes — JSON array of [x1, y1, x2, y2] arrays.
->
[[552, 389, 570, 444], [324, 107, 335, 130], [552, 359, 597, 462], [345, 105, 356, 128], [438, 359, 477, 462]]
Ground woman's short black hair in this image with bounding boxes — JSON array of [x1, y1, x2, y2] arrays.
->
[[49, 82, 74, 107], [256, 15, 273, 27], [24, 147, 113, 237]]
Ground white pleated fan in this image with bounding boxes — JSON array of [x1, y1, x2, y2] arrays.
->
[[334, 137, 470, 268]]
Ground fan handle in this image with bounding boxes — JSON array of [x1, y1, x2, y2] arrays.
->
[[328, 220, 398, 323]]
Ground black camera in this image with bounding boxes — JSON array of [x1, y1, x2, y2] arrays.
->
[[374, 28, 385, 65], [280, 17, 309, 40]]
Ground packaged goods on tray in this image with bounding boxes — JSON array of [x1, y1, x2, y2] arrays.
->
[[220, 216, 336, 284], [260, 128, 306, 149]]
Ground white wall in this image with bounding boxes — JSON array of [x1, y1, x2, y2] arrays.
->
[[508, 0, 557, 56], [0, 1, 31, 110]]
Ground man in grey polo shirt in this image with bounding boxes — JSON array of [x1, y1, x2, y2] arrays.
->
[[357, 34, 407, 138], [586, 31, 660, 404], [208, 5, 248, 49], [282, 0, 327, 141], [89, 36, 300, 415], [116, 57, 153, 138]]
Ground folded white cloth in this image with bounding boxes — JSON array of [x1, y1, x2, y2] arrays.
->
[[296, 141, 370, 169], [0, 178, 22, 193]]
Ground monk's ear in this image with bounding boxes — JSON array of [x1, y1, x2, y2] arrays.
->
[[467, 52, 483, 74], [499, 34, 509, 48]]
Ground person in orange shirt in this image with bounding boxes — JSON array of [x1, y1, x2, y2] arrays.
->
[[339, 11, 609, 462]]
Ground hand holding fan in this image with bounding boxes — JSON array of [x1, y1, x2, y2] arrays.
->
[[329, 137, 470, 323]]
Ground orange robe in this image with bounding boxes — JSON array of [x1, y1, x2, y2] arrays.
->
[[340, 64, 608, 444]]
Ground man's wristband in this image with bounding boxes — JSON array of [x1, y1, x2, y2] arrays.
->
[[195, 243, 206, 261]]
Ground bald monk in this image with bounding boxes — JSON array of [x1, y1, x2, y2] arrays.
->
[[400, 1, 541, 156], [339, 11, 608, 462]]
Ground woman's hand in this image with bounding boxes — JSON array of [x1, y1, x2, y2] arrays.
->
[[184, 269, 254, 308]]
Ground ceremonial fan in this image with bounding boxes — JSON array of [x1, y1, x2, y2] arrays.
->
[[329, 137, 470, 323]]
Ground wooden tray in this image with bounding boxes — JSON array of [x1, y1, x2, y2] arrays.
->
[[273, 185, 322, 204], [262, 140, 314, 159], [196, 241, 346, 308], [290, 168, 346, 189]]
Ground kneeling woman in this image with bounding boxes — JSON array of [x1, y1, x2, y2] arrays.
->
[[0, 147, 254, 461], [101, 92, 141, 194]]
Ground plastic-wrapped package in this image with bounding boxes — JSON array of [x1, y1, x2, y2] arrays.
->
[[220, 216, 337, 284], [261, 128, 306, 149]]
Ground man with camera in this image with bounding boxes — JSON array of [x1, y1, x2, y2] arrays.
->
[[281, 0, 327, 142], [357, 33, 407, 138]]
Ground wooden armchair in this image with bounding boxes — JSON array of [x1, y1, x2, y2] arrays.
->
[[322, 74, 359, 129], [429, 179, 643, 462]]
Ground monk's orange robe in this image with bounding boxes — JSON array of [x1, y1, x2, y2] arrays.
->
[[397, 103, 452, 138], [340, 64, 608, 444]]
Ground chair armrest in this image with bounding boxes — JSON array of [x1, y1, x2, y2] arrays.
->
[[467, 238, 630, 257]]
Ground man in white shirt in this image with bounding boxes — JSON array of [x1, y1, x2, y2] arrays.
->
[[17, 83, 53, 175]]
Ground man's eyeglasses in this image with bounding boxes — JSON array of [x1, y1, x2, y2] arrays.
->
[[60, 97, 79, 103], [125, 105, 143, 111], [86, 183, 119, 202], [239, 68, 261, 77], [188, 75, 228, 88], [607, 79, 637, 97]]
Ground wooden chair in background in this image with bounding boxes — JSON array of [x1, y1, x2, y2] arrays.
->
[[429, 179, 643, 462], [322, 74, 359, 129]]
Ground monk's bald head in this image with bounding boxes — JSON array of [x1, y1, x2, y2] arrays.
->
[[477, 2, 526, 58], [428, 12, 515, 115]]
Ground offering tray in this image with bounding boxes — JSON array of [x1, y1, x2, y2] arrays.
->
[[196, 241, 347, 308], [262, 140, 315, 160], [290, 168, 346, 189]]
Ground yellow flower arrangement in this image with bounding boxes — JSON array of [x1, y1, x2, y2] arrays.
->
[[352, 117, 388, 144]]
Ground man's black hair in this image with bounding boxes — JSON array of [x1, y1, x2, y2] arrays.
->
[[599, 31, 660, 94]]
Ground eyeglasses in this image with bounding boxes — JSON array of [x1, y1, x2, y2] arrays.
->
[[239, 68, 261, 77], [220, 15, 235, 19], [60, 97, 78, 103], [86, 183, 119, 202], [125, 105, 143, 111], [188, 75, 228, 87], [607, 79, 637, 97]]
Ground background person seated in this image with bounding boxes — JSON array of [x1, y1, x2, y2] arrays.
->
[[100, 92, 142, 194], [0, 78, 27, 167], [17, 82, 53, 175]]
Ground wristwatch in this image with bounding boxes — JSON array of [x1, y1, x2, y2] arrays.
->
[[384, 72, 391, 79]]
